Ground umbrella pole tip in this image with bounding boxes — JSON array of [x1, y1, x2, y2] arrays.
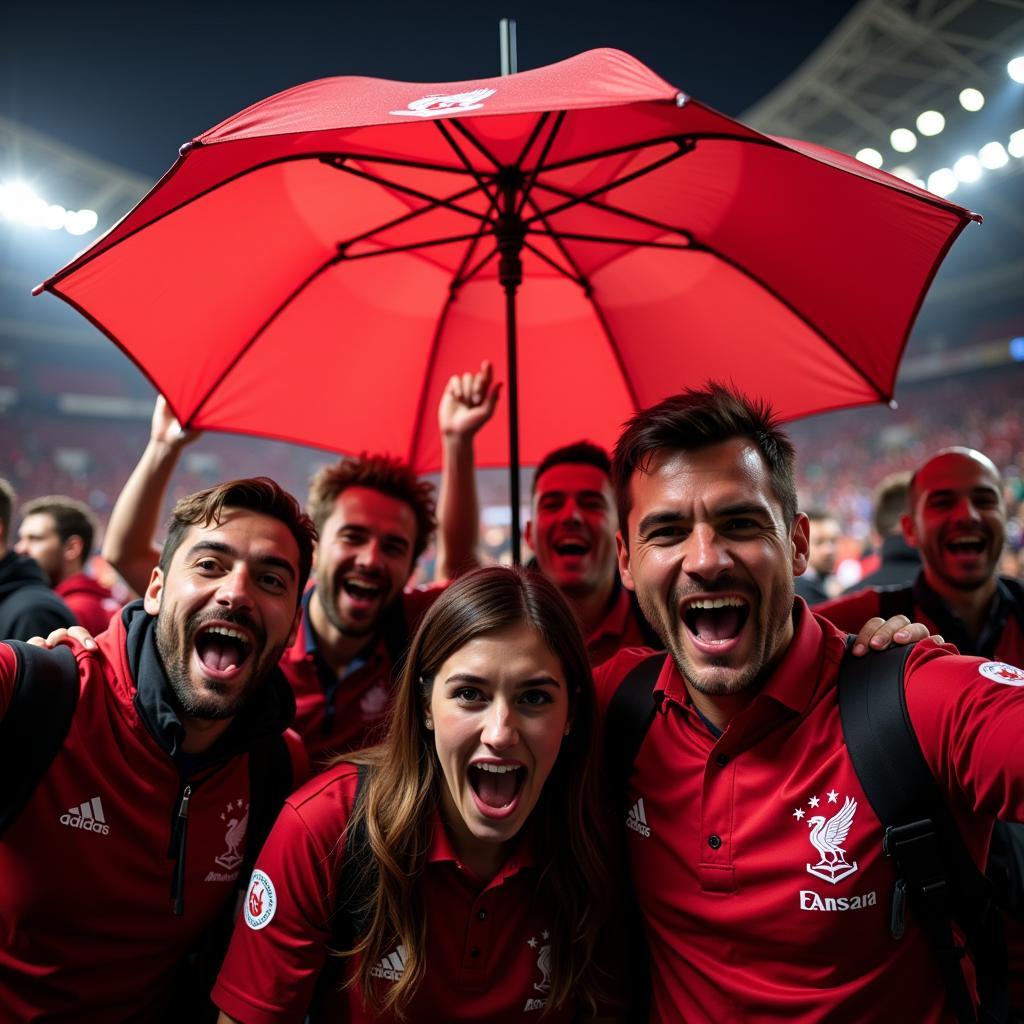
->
[[888, 399, 899, 410]]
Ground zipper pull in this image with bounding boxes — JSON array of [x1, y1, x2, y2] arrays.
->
[[172, 784, 192, 916], [890, 878, 907, 940]]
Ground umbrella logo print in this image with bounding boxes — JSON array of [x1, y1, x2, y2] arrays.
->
[[390, 88, 495, 118]]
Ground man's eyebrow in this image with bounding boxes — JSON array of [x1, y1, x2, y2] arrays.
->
[[636, 510, 685, 535], [185, 540, 296, 580], [717, 502, 772, 519]]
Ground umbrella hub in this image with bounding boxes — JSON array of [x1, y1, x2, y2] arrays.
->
[[495, 169, 526, 292]]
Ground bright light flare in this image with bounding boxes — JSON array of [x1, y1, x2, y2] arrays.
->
[[953, 155, 982, 182], [890, 128, 917, 153], [916, 110, 946, 136], [855, 147, 884, 168], [926, 167, 958, 196], [1009, 56, 1024, 84], [1009, 130, 1024, 158], [958, 88, 984, 112], [979, 142, 1009, 169], [64, 209, 98, 236]]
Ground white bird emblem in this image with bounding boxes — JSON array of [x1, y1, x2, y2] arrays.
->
[[804, 796, 859, 884]]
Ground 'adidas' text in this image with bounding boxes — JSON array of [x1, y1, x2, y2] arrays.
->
[[60, 797, 110, 836], [370, 944, 407, 982], [626, 798, 651, 838]]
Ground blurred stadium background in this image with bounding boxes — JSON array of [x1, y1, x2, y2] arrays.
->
[[1, 0, 1022, 587]]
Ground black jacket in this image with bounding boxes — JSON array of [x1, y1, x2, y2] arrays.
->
[[842, 535, 921, 594], [0, 551, 76, 641]]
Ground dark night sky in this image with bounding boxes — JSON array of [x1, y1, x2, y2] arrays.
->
[[4, 1, 858, 179]]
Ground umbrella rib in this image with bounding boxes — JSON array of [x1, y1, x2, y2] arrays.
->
[[406, 287, 460, 469], [433, 120, 499, 204], [531, 179, 692, 239], [529, 229, 692, 250], [450, 119, 503, 171], [340, 231, 494, 261], [514, 111, 566, 220], [513, 111, 554, 172], [189, 252, 343, 424], [338, 180, 486, 250], [520, 238, 587, 287], [452, 245, 498, 288], [523, 143, 695, 229], [587, 291, 642, 411], [521, 194, 591, 286], [325, 159, 491, 224], [538, 130, 783, 174]]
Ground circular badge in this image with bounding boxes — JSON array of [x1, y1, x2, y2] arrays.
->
[[244, 869, 277, 930], [978, 662, 1024, 686]]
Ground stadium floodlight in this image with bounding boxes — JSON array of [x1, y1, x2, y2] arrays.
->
[[890, 165, 917, 182], [65, 209, 98, 236], [926, 167, 958, 196], [916, 110, 946, 136], [958, 88, 985, 112], [1009, 56, 1024, 84], [953, 155, 982, 183], [979, 142, 1009, 170], [1009, 130, 1024, 158], [0, 181, 46, 225], [42, 204, 67, 231], [890, 128, 917, 153], [855, 147, 883, 168]]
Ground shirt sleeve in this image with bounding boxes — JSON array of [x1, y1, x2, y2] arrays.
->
[[905, 641, 1024, 843], [212, 800, 342, 1024]]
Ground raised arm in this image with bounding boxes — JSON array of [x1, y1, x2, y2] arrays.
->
[[434, 360, 501, 581], [101, 395, 199, 595]]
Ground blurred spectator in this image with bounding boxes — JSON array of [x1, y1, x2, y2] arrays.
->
[[841, 472, 920, 594], [0, 478, 76, 640], [794, 509, 841, 605], [16, 495, 120, 635]]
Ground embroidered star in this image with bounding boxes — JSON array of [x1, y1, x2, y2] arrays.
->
[[528, 937, 537, 949], [827, 790, 839, 804], [221, 813, 226, 821], [808, 796, 820, 808], [542, 930, 549, 940], [793, 808, 805, 820]]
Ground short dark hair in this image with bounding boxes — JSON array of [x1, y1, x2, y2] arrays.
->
[[0, 478, 14, 543], [612, 384, 798, 536], [532, 441, 611, 496], [307, 454, 437, 563], [19, 495, 99, 560], [872, 472, 910, 537], [159, 478, 317, 602]]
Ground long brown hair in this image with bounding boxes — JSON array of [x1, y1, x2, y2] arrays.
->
[[340, 565, 611, 1017]]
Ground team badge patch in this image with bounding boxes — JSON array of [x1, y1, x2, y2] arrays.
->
[[792, 791, 859, 884], [978, 662, 1024, 686], [244, 869, 276, 930]]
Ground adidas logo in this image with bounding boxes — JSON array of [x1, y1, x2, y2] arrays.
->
[[369, 944, 407, 982], [60, 797, 110, 835], [626, 797, 651, 838]]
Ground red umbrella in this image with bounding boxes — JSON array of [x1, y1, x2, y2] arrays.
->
[[37, 48, 978, 561]]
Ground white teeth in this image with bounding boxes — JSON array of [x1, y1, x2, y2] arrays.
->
[[205, 626, 248, 642], [687, 597, 746, 610], [474, 763, 518, 774]]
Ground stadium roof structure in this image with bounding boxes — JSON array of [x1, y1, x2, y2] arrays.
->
[[741, 0, 1024, 311]]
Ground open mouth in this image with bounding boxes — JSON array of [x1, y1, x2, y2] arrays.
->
[[945, 536, 986, 556], [194, 624, 253, 676], [553, 537, 590, 557], [682, 596, 750, 646], [468, 762, 526, 811], [341, 577, 384, 601]]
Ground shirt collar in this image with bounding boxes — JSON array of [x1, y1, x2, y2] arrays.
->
[[427, 806, 538, 882]]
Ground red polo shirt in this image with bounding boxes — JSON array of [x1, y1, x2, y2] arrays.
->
[[212, 762, 576, 1024], [282, 584, 445, 768], [595, 603, 1024, 1022], [54, 572, 120, 636], [585, 584, 652, 667]]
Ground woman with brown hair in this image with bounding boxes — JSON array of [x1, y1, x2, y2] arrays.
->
[[213, 565, 619, 1023]]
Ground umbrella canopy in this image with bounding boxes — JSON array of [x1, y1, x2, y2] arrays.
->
[[39, 47, 977, 480]]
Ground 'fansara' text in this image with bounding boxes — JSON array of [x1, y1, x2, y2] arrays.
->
[[800, 889, 877, 912], [524, 997, 547, 1012]]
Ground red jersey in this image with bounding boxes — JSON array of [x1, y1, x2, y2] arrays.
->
[[283, 584, 445, 768], [816, 574, 1024, 665], [55, 571, 120, 636], [595, 605, 1024, 1022], [0, 612, 306, 1022], [586, 584, 653, 666], [213, 762, 576, 1024]]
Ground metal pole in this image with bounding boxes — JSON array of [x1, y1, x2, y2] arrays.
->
[[499, 18, 518, 76]]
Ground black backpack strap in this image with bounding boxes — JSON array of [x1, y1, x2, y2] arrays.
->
[[331, 763, 375, 950], [876, 584, 916, 622], [997, 577, 1024, 636], [605, 652, 668, 810], [0, 641, 80, 837], [244, 733, 294, 873], [838, 640, 1007, 1024]]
